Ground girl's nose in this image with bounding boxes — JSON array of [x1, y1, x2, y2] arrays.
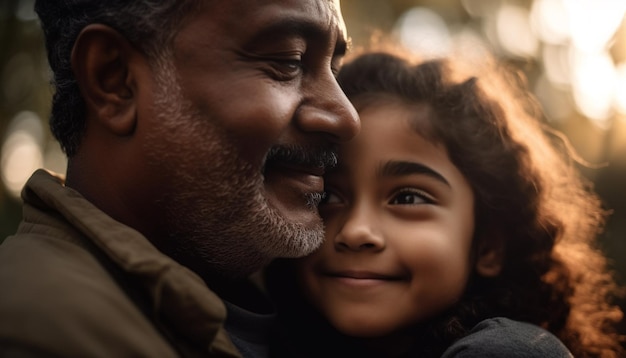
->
[[333, 208, 385, 252]]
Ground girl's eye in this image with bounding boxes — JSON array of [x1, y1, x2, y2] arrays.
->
[[390, 189, 434, 205], [320, 191, 342, 205]]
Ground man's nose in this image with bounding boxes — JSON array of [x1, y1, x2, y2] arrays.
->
[[296, 73, 360, 143]]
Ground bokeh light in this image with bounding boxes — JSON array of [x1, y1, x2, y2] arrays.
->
[[495, 4, 539, 58], [1, 111, 44, 198], [541, 44, 571, 87], [571, 51, 616, 126], [565, 0, 626, 53], [395, 7, 452, 58], [449, 27, 492, 65], [530, 0, 570, 45]]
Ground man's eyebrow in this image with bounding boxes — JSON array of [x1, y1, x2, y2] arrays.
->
[[249, 17, 347, 55], [378, 161, 450, 187]]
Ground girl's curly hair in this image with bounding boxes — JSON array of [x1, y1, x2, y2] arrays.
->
[[268, 48, 624, 358]]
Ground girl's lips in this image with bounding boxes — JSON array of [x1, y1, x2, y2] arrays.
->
[[324, 269, 405, 282], [324, 272, 402, 288]]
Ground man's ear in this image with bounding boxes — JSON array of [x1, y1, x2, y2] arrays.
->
[[71, 24, 139, 136], [474, 231, 505, 278]]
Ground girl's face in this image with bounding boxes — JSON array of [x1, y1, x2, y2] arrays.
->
[[296, 102, 476, 338]]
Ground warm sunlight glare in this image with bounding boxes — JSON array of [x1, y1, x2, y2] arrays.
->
[[565, 0, 626, 53]]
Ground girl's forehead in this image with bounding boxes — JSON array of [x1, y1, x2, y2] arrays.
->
[[356, 98, 438, 139], [345, 103, 446, 159]]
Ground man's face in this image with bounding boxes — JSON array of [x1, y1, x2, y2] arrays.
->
[[136, 0, 359, 277]]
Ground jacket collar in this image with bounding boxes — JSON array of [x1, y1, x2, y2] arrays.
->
[[21, 169, 240, 357]]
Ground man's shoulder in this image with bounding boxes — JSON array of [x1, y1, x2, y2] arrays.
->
[[0, 230, 124, 308], [0, 232, 179, 357], [441, 317, 573, 358]]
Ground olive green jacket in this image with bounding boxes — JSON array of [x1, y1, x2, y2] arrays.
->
[[0, 169, 241, 357]]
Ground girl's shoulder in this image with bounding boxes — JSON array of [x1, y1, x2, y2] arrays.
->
[[441, 317, 573, 358]]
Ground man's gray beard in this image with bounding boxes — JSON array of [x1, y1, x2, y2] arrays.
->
[[151, 60, 325, 279], [172, 189, 325, 279]]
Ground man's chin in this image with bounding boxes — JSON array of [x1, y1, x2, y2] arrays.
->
[[260, 195, 325, 258], [264, 185, 323, 228]]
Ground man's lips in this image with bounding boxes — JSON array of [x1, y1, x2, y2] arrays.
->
[[263, 145, 337, 177], [258, 146, 333, 219], [263, 161, 325, 197], [262, 146, 335, 207], [264, 162, 324, 210]]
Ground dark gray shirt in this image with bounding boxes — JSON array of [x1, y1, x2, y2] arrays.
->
[[224, 301, 276, 358], [442, 317, 573, 357]]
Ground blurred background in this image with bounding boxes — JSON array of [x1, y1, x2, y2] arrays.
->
[[1, 0, 625, 336]]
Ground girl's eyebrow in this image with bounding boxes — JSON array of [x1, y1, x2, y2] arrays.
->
[[378, 160, 450, 187]]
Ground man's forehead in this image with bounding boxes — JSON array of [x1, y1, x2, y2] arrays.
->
[[211, 0, 345, 26], [204, 0, 348, 42]]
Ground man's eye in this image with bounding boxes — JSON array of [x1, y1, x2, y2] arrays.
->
[[390, 189, 434, 205], [271, 59, 303, 80]]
